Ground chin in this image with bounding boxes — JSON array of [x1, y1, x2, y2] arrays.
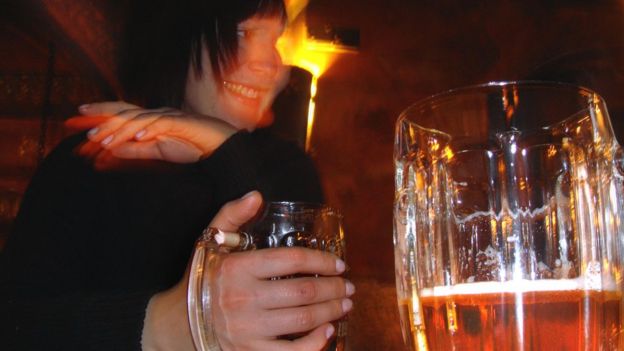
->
[[229, 108, 273, 131]]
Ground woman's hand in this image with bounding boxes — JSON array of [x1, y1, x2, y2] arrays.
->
[[212, 247, 353, 351], [142, 191, 264, 351], [66, 101, 237, 164], [142, 191, 354, 351]]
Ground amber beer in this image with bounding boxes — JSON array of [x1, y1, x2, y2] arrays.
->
[[402, 281, 622, 351]]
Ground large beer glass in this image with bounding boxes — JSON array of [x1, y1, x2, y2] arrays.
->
[[394, 81, 624, 350], [188, 202, 346, 351]]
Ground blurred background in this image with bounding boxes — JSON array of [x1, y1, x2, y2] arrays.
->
[[2, 0, 624, 349]]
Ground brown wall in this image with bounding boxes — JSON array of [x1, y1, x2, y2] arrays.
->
[[309, 0, 624, 281], [304, 1, 624, 349]]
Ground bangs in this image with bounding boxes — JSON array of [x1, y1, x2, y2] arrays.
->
[[223, 0, 287, 23], [255, 0, 288, 21], [192, 0, 287, 84]]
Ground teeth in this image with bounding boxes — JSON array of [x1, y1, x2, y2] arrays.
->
[[223, 81, 259, 99]]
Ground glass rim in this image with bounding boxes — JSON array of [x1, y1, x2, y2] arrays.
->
[[398, 80, 605, 122], [263, 201, 343, 218]]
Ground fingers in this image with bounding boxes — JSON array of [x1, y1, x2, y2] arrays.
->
[[94, 112, 160, 148], [107, 139, 163, 160], [69, 102, 145, 148], [228, 247, 346, 279], [78, 102, 180, 146], [87, 108, 175, 146], [65, 115, 113, 132], [128, 116, 235, 156], [109, 136, 202, 163], [73, 102, 237, 164], [209, 191, 263, 232], [75, 141, 120, 170], [260, 299, 350, 337], [256, 276, 355, 309], [77, 140, 104, 159], [80, 102, 143, 143], [227, 324, 334, 351], [79, 101, 140, 116], [125, 115, 179, 142], [287, 323, 337, 351], [254, 323, 335, 351], [92, 149, 128, 171]]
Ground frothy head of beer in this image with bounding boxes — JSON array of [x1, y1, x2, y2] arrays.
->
[[420, 277, 617, 297]]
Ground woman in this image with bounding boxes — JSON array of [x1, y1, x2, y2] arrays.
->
[[1, 0, 353, 350]]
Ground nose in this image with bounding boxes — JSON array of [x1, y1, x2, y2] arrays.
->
[[247, 43, 283, 79]]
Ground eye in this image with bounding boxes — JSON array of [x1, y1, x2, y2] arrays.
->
[[237, 28, 260, 40], [237, 29, 249, 38]]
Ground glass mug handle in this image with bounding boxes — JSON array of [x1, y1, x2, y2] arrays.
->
[[187, 228, 252, 351]]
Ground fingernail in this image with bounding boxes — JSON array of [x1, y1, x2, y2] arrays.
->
[[336, 259, 346, 273], [242, 190, 257, 199], [135, 129, 147, 140], [87, 128, 99, 137], [342, 298, 353, 313], [79, 104, 90, 112], [325, 324, 335, 339], [345, 280, 355, 296], [101, 135, 114, 146]]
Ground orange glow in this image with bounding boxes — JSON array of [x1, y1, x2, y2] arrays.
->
[[284, 0, 309, 21], [429, 140, 440, 152], [443, 146, 454, 161], [306, 76, 317, 151], [547, 144, 557, 158], [277, 15, 341, 78], [278, 2, 355, 151]]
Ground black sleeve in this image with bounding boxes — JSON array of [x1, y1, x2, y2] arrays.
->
[[3, 291, 151, 350], [1, 133, 152, 350], [200, 129, 324, 204], [0, 129, 324, 350]]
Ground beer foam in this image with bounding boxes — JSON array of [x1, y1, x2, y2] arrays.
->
[[420, 278, 617, 297], [453, 206, 551, 224]]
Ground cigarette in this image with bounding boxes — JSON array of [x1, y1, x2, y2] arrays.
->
[[214, 230, 242, 247]]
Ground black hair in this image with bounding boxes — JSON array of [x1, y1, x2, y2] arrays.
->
[[118, 0, 286, 108]]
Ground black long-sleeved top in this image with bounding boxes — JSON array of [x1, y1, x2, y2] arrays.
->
[[0, 128, 323, 350]]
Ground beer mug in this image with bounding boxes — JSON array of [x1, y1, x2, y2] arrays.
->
[[394, 82, 624, 350], [188, 202, 347, 351]]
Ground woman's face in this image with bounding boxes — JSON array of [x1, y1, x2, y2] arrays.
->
[[183, 15, 288, 130]]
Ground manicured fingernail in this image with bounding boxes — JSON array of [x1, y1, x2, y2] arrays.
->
[[325, 324, 335, 339], [345, 280, 355, 296], [242, 190, 257, 199], [87, 128, 99, 137], [101, 135, 114, 146], [79, 104, 90, 112], [336, 259, 346, 273], [135, 129, 147, 140], [342, 298, 353, 313]]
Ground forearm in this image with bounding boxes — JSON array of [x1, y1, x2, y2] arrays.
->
[[142, 280, 195, 351]]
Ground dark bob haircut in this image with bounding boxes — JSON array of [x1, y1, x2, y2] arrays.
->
[[118, 0, 287, 108]]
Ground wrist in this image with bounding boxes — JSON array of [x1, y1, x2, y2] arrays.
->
[[142, 283, 194, 351], [199, 120, 237, 159]]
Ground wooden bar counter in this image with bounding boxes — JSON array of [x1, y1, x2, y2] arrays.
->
[[345, 278, 405, 350]]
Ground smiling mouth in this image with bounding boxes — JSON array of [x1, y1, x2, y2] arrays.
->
[[223, 81, 263, 99]]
